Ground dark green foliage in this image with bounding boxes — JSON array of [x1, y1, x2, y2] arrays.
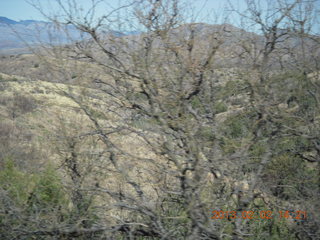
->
[[190, 95, 206, 114], [28, 166, 68, 210], [0, 160, 68, 208], [0, 159, 31, 205], [158, 195, 191, 238], [190, 95, 201, 108], [220, 79, 249, 99], [264, 154, 318, 200], [275, 136, 312, 154], [0, 160, 74, 239], [247, 217, 296, 240], [0, 161, 101, 239], [222, 114, 250, 138]]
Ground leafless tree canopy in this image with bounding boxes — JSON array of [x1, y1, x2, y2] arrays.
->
[[1, 0, 320, 239]]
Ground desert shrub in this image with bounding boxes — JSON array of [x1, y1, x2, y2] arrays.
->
[[189, 96, 206, 114], [1, 93, 37, 112], [190, 96, 201, 108], [221, 79, 249, 99], [28, 166, 68, 210], [0, 121, 13, 139], [13, 93, 37, 114], [197, 126, 215, 142], [159, 195, 190, 238], [0, 159, 31, 205], [0, 75, 7, 91], [0, 122, 15, 162], [1, 93, 38, 119], [219, 137, 243, 154], [247, 217, 296, 240], [0, 120, 39, 169], [0, 160, 68, 208], [31, 86, 44, 94], [214, 101, 228, 114], [0, 160, 77, 239], [222, 114, 250, 139], [0, 82, 7, 91], [88, 107, 106, 119], [274, 136, 312, 154], [132, 116, 162, 131], [269, 71, 317, 117], [264, 154, 317, 200], [296, 93, 317, 117], [249, 142, 266, 158], [0, 95, 9, 105]]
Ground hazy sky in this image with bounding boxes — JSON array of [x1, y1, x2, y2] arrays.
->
[[1, 0, 319, 32], [0, 0, 239, 22], [0, 0, 43, 20]]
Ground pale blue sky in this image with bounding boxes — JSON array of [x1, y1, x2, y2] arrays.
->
[[0, 0, 319, 33], [0, 0, 239, 22], [0, 0, 44, 20]]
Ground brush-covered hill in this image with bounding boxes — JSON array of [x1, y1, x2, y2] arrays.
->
[[0, 18, 319, 239]]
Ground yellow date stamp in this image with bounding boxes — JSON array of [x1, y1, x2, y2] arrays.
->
[[211, 210, 307, 220]]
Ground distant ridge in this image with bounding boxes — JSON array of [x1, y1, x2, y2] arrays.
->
[[0, 16, 141, 54], [0, 16, 47, 25], [0, 16, 18, 25], [0, 16, 82, 54]]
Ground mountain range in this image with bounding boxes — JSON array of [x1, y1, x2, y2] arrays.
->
[[0, 16, 45, 25], [0, 16, 83, 54]]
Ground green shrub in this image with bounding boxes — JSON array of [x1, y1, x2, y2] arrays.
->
[[275, 136, 311, 154], [191, 96, 201, 108], [28, 166, 68, 210], [247, 217, 296, 240], [264, 154, 317, 200], [0, 160, 68, 208], [219, 137, 243, 154], [221, 80, 249, 98], [0, 159, 31, 205], [197, 126, 215, 142], [190, 96, 205, 113], [214, 101, 228, 114], [223, 114, 250, 138], [157, 194, 190, 238]]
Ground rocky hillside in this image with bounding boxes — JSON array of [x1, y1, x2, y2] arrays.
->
[[0, 13, 319, 239]]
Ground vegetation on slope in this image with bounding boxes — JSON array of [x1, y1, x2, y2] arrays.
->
[[1, 0, 320, 239]]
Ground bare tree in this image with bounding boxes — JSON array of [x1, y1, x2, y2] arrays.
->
[[1, 0, 319, 239]]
